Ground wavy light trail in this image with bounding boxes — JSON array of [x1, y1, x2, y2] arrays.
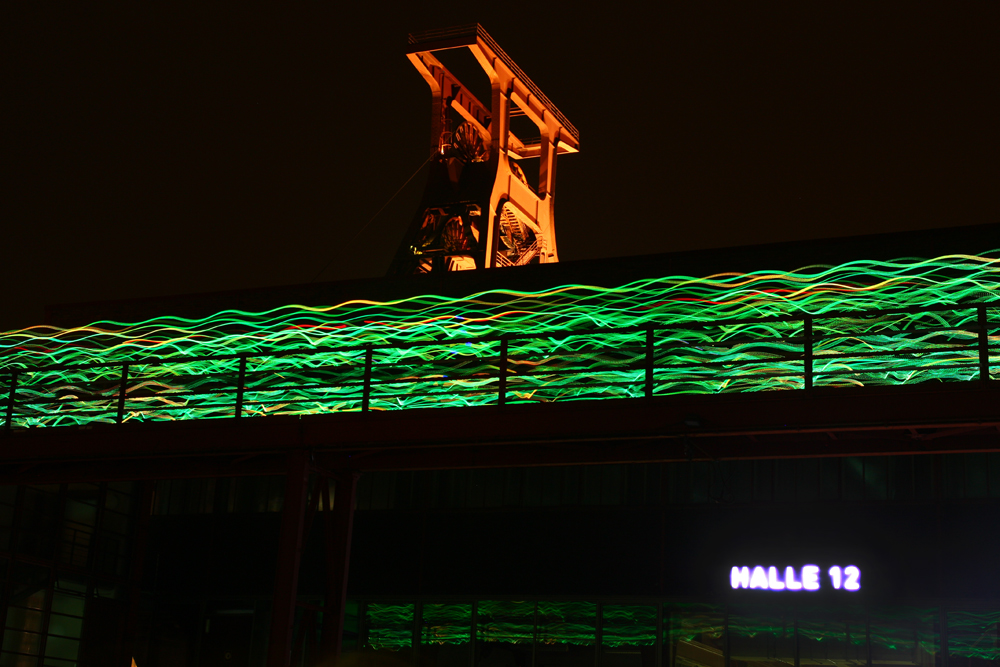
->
[[1, 253, 997, 428]]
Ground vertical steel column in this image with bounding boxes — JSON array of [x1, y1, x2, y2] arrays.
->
[[359, 602, 369, 651], [939, 607, 950, 667], [978, 305, 990, 383], [235, 355, 247, 418], [470, 600, 478, 667], [266, 449, 311, 667], [362, 346, 374, 412], [498, 337, 509, 406], [864, 604, 872, 667], [803, 316, 814, 391], [121, 481, 155, 667], [656, 603, 664, 667], [793, 607, 800, 667], [35, 485, 67, 664], [723, 605, 731, 667], [116, 364, 130, 424], [319, 471, 361, 662], [645, 328, 655, 399], [4, 372, 16, 431], [413, 600, 424, 664], [532, 601, 539, 667]]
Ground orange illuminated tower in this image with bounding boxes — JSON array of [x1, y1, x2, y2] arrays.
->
[[388, 25, 580, 275]]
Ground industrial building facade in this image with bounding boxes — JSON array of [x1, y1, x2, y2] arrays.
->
[[1, 225, 998, 666]]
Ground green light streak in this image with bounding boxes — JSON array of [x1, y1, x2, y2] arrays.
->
[[1, 253, 997, 428], [366, 603, 414, 650], [537, 600, 596, 646], [602, 605, 657, 647], [422, 603, 471, 645], [364, 601, 992, 656], [665, 603, 725, 643], [947, 610, 1000, 660], [478, 600, 535, 644]]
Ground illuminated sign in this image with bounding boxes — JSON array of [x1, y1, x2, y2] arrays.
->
[[730, 565, 861, 591]]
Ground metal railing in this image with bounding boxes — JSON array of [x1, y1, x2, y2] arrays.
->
[[2, 303, 996, 430]]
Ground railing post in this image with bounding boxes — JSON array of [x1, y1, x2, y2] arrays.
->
[[803, 316, 814, 391], [645, 327, 655, 399], [362, 346, 373, 412], [978, 305, 990, 383], [116, 364, 129, 424], [235, 355, 248, 418], [4, 372, 17, 432], [498, 336, 508, 406]]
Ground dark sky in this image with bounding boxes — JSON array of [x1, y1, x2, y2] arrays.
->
[[4, 3, 997, 331]]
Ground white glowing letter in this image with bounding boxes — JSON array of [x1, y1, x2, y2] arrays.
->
[[844, 566, 861, 591], [784, 566, 802, 590], [829, 565, 843, 589], [731, 566, 750, 589], [767, 566, 785, 590], [802, 565, 820, 590], [750, 566, 768, 589]]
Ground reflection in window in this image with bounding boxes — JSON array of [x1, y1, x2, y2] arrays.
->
[[537, 601, 595, 666], [727, 604, 795, 667], [421, 603, 471, 667], [2, 562, 49, 665], [869, 606, 938, 667], [797, 605, 866, 665], [478, 600, 534, 667], [947, 610, 1000, 666], [603, 604, 656, 667], [365, 603, 413, 651], [422, 603, 471, 645], [666, 603, 725, 667]]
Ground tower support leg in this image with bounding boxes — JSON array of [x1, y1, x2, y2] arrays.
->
[[320, 471, 360, 662], [267, 449, 311, 667]]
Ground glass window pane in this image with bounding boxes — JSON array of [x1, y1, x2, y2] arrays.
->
[[477, 600, 533, 667], [365, 603, 413, 651], [340, 600, 360, 653], [869, 606, 938, 667], [43, 636, 79, 660], [797, 605, 867, 665], [46, 613, 83, 639], [603, 604, 656, 667], [421, 603, 471, 667], [538, 600, 595, 667], [666, 603, 724, 667], [16, 487, 60, 559], [50, 593, 84, 618], [728, 604, 795, 667], [9, 562, 48, 611], [422, 603, 471, 646], [947, 610, 1000, 665], [105, 487, 134, 514], [2, 629, 41, 655], [4, 607, 43, 633], [538, 601, 594, 646]]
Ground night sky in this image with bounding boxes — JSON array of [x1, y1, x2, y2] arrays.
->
[[4, 4, 997, 331]]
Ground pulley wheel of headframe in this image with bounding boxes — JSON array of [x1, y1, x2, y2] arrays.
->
[[452, 122, 490, 163], [497, 202, 539, 267]]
